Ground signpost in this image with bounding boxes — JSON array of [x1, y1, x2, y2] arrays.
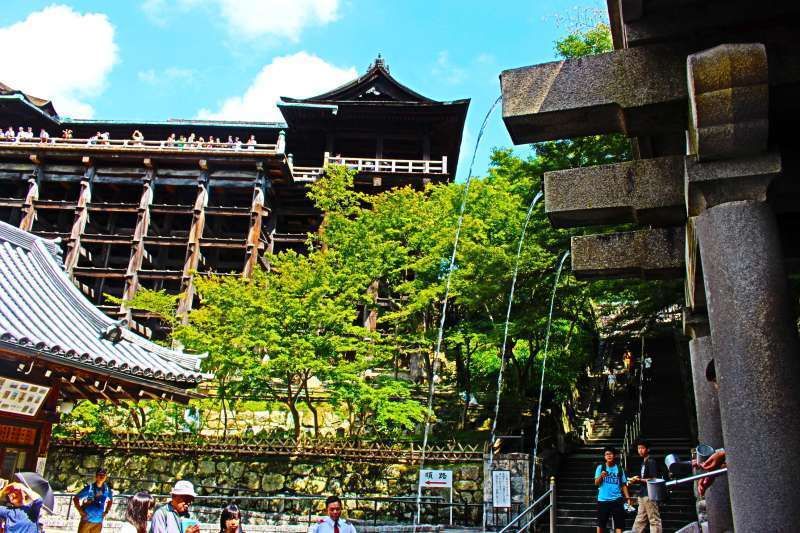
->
[[492, 470, 511, 508], [419, 469, 453, 525]]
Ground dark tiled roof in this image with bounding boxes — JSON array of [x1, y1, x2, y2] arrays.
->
[[0, 221, 205, 386]]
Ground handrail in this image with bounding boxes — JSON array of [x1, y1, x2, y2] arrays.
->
[[498, 477, 556, 533], [0, 136, 280, 154], [324, 152, 448, 175], [622, 334, 647, 471]]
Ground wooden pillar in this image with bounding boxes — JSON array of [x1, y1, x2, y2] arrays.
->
[[325, 133, 335, 154], [376, 135, 384, 159], [177, 171, 209, 321], [34, 384, 60, 474], [18, 164, 42, 232], [363, 279, 379, 332], [243, 169, 267, 278], [64, 160, 95, 274], [121, 165, 156, 323], [422, 134, 431, 161]]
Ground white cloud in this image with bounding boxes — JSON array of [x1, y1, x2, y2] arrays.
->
[[138, 67, 196, 86], [0, 5, 118, 118], [197, 52, 356, 122], [142, 0, 339, 41], [432, 51, 465, 85]]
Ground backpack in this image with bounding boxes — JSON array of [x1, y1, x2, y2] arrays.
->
[[599, 463, 625, 487]]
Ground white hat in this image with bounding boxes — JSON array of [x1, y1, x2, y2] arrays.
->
[[171, 480, 197, 497]]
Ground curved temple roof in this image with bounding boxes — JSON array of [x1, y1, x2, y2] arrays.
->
[[0, 221, 205, 387]]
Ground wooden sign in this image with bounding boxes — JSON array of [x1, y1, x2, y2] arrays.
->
[[0, 378, 49, 416]]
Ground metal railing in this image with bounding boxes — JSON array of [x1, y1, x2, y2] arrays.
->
[[622, 334, 647, 471], [51, 490, 495, 529], [498, 477, 556, 533]]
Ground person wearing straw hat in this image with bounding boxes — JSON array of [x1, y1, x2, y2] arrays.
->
[[0, 482, 43, 533], [150, 481, 199, 533], [73, 468, 113, 533]]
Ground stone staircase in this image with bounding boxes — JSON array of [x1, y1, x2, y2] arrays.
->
[[554, 337, 698, 532]]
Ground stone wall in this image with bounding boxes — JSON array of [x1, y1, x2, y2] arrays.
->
[[45, 448, 484, 524]]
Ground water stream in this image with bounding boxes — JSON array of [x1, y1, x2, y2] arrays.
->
[[486, 190, 544, 461], [481, 189, 543, 531], [414, 94, 502, 528], [529, 250, 570, 500]]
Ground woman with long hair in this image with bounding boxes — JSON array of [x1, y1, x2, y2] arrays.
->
[[121, 491, 154, 533], [219, 504, 242, 533]]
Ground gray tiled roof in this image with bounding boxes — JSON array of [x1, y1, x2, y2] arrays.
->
[[0, 221, 204, 386]]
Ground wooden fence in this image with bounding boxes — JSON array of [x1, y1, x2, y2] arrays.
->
[[52, 433, 485, 464]]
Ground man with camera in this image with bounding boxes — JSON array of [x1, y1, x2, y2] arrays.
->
[[594, 446, 634, 533], [73, 468, 113, 533]]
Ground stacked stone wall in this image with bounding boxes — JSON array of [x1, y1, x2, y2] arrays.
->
[[45, 448, 484, 523]]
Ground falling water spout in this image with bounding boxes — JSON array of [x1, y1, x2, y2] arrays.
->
[[530, 250, 570, 501], [415, 94, 503, 529]]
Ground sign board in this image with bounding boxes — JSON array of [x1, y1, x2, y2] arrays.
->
[[492, 470, 512, 508], [419, 469, 453, 488], [0, 378, 49, 417]]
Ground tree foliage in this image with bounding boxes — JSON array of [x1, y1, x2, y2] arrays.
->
[[69, 23, 681, 443]]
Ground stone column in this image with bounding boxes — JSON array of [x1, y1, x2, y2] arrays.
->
[[686, 42, 800, 530], [695, 200, 800, 529], [685, 312, 733, 533]]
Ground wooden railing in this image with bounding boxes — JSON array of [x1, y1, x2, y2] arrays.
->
[[52, 433, 484, 463], [0, 136, 281, 155], [291, 166, 324, 182], [324, 152, 448, 175]]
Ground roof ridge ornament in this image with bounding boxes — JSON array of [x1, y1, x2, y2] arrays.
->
[[371, 53, 389, 73]]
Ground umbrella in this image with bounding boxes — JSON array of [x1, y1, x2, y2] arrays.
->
[[14, 472, 54, 513]]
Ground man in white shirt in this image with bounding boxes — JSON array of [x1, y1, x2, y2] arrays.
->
[[313, 496, 356, 533]]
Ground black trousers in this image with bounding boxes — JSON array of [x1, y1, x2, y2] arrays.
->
[[596, 498, 625, 529]]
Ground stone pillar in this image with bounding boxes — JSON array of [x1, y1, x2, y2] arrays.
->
[[685, 312, 733, 533], [695, 200, 800, 530], [685, 43, 800, 530]]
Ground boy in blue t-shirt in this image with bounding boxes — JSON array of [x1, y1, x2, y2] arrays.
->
[[593, 446, 633, 533]]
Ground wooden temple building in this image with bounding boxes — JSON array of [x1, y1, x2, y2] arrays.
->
[[0, 220, 204, 478], [0, 57, 469, 337]]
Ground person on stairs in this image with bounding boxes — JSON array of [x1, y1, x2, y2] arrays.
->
[[594, 446, 633, 533], [628, 438, 662, 532]]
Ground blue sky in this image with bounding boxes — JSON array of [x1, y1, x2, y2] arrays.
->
[[0, 1, 606, 180]]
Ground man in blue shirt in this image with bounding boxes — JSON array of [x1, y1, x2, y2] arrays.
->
[[594, 446, 633, 533], [73, 468, 113, 533]]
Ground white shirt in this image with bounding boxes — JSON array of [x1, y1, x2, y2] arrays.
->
[[119, 522, 138, 533], [312, 516, 356, 533]]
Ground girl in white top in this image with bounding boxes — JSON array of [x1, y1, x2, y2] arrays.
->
[[121, 491, 154, 533]]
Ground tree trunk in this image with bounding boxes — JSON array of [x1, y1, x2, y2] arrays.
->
[[287, 377, 302, 441], [303, 381, 320, 438]]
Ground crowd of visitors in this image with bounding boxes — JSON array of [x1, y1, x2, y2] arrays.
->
[[0, 127, 263, 151], [0, 472, 356, 533]]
